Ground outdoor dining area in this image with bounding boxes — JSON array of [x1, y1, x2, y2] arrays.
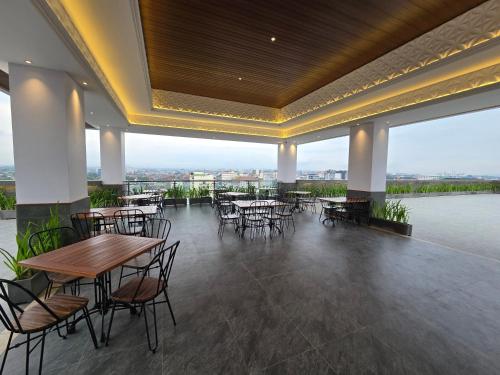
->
[[214, 189, 371, 239], [0, 203, 178, 374]]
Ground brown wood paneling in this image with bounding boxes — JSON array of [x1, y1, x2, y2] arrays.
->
[[139, 0, 485, 108], [0, 70, 9, 93], [19, 234, 165, 278]]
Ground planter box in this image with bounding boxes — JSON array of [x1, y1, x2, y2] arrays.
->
[[369, 217, 412, 236], [8, 272, 48, 304], [189, 197, 212, 205], [0, 210, 16, 220], [163, 198, 187, 206]]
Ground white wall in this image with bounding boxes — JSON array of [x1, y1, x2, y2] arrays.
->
[[9, 64, 88, 204], [100, 127, 125, 184]]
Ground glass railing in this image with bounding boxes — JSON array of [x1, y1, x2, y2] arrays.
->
[[122, 179, 278, 198]]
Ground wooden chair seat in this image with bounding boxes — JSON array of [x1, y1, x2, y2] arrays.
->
[[17, 294, 89, 333], [221, 213, 239, 220], [111, 277, 164, 303], [47, 272, 81, 285], [123, 253, 153, 269]]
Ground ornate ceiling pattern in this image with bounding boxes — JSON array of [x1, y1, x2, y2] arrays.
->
[[43, 0, 500, 138]]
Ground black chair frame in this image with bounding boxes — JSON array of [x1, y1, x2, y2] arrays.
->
[[28, 227, 81, 299], [0, 279, 97, 375], [106, 241, 180, 353]]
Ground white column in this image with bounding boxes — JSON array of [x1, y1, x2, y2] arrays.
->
[[10, 64, 88, 204], [277, 142, 297, 183], [100, 127, 125, 185], [9, 64, 88, 231], [347, 121, 389, 202]]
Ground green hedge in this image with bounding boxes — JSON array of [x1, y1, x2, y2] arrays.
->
[[386, 181, 494, 195]]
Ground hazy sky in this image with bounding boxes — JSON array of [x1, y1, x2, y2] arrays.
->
[[1, 90, 499, 175]]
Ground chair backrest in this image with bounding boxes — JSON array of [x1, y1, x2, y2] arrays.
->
[[149, 194, 163, 206], [29, 226, 78, 257], [71, 212, 106, 239], [320, 199, 331, 209], [276, 200, 294, 215], [0, 279, 59, 334], [113, 209, 146, 236], [131, 241, 180, 303], [145, 218, 171, 254], [248, 200, 270, 217]]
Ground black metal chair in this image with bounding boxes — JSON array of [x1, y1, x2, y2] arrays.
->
[[0, 279, 97, 375], [71, 212, 109, 240], [264, 201, 283, 238], [105, 241, 180, 353], [147, 195, 164, 218], [216, 200, 239, 237], [29, 227, 82, 299], [301, 195, 317, 213], [245, 201, 270, 239], [118, 218, 172, 287], [275, 199, 296, 233], [113, 209, 146, 236]]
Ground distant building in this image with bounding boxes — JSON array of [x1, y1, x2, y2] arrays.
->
[[190, 172, 214, 189], [220, 171, 238, 181]]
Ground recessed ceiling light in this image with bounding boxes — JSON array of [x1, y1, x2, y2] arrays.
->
[[24, 59, 32, 64], [82, 81, 88, 86], [270, 36, 276, 42], [90, 111, 94, 115], [238, 77, 242, 81], [106, 124, 110, 127]]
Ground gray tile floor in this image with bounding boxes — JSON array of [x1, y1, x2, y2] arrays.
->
[[2, 205, 500, 374]]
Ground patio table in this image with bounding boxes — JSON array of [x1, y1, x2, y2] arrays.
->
[[232, 200, 286, 235], [223, 192, 249, 199], [118, 193, 153, 204], [286, 191, 311, 210], [88, 205, 158, 218], [19, 234, 164, 343]]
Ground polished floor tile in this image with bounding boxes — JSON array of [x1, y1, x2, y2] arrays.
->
[[2, 205, 500, 374]]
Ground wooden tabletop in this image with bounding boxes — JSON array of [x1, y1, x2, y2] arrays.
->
[[224, 192, 249, 197], [319, 197, 369, 203], [88, 206, 158, 218], [319, 197, 345, 203], [232, 200, 285, 209], [19, 234, 165, 279], [287, 191, 311, 195], [118, 194, 154, 201]]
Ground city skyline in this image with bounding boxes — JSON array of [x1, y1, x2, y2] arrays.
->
[[1, 91, 500, 176]]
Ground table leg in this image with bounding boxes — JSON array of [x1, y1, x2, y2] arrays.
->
[[96, 273, 110, 342]]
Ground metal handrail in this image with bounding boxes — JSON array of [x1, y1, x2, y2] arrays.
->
[[123, 179, 278, 196]]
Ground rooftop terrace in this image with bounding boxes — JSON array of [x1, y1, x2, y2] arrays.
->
[[2, 205, 500, 374]]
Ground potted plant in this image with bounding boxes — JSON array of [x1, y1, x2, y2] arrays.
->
[[89, 187, 119, 208], [0, 226, 48, 303], [189, 186, 211, 205], [369, 200, 412, 236], [0, 206, 61, 303], [163, 185, 187, 206], [0, 190, 16, 219]]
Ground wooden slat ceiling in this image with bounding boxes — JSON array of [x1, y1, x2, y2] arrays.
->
[[0, 70, 9, 93], [139, 0, 486, 108]]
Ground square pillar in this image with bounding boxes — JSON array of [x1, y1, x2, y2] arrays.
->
[[9, 64, 89, 233], [347, 121, 389, 203], [277, 142, 297, 193], [100, 127, 125, 189]]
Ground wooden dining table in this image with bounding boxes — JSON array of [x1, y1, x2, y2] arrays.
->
[[19, 234, 165, 342], [232, 200, 286, 235], [118, 193, 154, 204], [88, 205, 158, 218]]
